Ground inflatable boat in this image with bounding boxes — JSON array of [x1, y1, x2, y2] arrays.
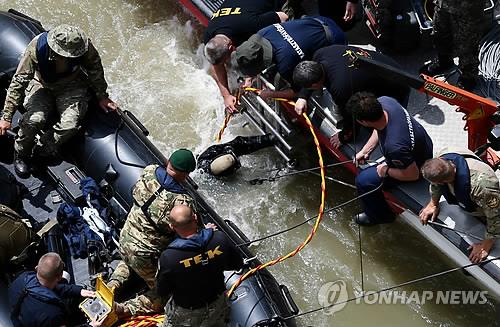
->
[[0, 9, 298, 327], [179, 0, 500, 298]]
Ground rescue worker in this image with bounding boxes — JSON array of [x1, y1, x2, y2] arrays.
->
[[203, 0, 289, 113], [107, 149, 197, 317], [0, 24, 117, 177], [156, 205, 243, 327], [235, 15, 346, 83], [420, 149, 500, 263], [198, 134, 275, 176], [419, 0, 483, 90], [292, 45, 410, 147], [349, 92, 433, 225], [0, 204, 33, 276], [8, 252, 95, 327]]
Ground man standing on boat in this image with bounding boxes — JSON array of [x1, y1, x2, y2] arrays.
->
[[420, 149, 500, 263], [349, 92, 433, 226], [0, 24, 117, 177], [156, 205, 243, 327], [203, 0, 290, 113], [418, 0, 483, 91], [107, 149, 197, 317]]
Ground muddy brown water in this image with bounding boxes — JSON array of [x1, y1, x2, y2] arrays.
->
[[1, 0, 498, 325]]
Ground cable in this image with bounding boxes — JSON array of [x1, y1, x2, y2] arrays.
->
[[248, 159, 355, 184], [236, 181, 384, 247], [358, 224, 365, 294], [227, 112, 327, 298], [280, 256, 500, 322], [427, 221, 484, 241]]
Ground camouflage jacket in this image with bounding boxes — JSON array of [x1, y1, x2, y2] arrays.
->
[[1, 34, 109, 123], [0, 204, 33, 267], [119, 165, 195, 256], [430, 157, 500, 239]]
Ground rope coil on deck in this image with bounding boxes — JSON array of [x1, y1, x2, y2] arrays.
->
[[227, 88, 326, 297], [119, 314, 165, 326]]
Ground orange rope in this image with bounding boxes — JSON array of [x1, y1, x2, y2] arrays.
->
[[119, 314, 164, 327], [215, 113, 232, 143], [226, 100, 326, 298], [215, 88, 242, 142]]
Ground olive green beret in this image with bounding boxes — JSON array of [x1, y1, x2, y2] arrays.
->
[[169, 149, 196, 172]]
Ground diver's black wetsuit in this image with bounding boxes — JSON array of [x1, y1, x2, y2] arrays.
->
[[197, 135, 274, 174]]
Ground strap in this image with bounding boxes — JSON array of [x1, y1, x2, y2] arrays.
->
[[36, 219, 58, 237], [138, 186, 170, 237], [312, 17, 333, 44], [10, 288, 28, 324]]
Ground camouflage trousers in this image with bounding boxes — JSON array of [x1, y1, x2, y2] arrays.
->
[[432, 5, 483, 80], [15, 78, 89, 157], [159, 294, 229, 327], [109, 252, 167, 316]]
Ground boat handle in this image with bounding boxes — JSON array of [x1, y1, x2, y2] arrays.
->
[[224, 219, 251, 244], [123, 110, 149, 136], [279, 284, 299, 315], [485, 0, 494, 11]]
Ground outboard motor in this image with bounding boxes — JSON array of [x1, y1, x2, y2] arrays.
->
[[0, 10, 44, 106]]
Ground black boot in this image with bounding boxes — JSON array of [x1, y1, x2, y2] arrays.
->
[[419, 56, 455, 76], [14, 153, 30, 178]]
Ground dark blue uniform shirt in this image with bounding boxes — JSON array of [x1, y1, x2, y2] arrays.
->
[[378, 96, 433, 169], [8, 271, 82, 327], [203, 0, 283, 46], [258, 16, 346, 80]]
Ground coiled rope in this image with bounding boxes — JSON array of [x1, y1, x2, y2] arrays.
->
[[119, 314, 164, 326], [226, 89, 326, 297]]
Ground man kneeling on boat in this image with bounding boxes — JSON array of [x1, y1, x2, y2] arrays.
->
[[0, 24, 117, 177], [420, 149, 500, 263], [107, 149, 197, 317], [350, 92, 433, 226], [156, 205, 243, 327]]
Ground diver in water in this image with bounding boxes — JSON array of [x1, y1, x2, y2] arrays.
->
[[197, 134, 275, 176]]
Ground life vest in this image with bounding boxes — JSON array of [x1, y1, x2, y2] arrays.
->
[[10, 272, 65, 327], [35, 32, 82, 83], [439, 153, 478, 212]]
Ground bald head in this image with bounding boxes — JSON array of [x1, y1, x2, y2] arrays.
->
[[170, 205, 196, 234], [36, 252, 64, 282], [204, 34, 231, 65]]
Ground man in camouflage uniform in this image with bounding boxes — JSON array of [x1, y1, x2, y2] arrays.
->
[[0, 204, 34, 275], [0, 24, 117, 177], [108, 149, 197, 317], [419, 148, 500, 263], [419, 0, 483, 90]]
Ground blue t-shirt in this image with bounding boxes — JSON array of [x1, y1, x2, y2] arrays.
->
[[378, 96, 433, 169], [258, 16, 346, 80]]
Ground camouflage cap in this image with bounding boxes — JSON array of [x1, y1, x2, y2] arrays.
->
[[169, 149, 196, 172], [47, 24, 89, 58], [235, 34, 273, 77]]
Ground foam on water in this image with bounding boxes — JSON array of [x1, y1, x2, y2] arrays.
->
[[1, 0, 499, 325]]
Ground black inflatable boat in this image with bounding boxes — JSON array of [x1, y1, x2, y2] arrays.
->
[[0, 9, 298, 327]]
